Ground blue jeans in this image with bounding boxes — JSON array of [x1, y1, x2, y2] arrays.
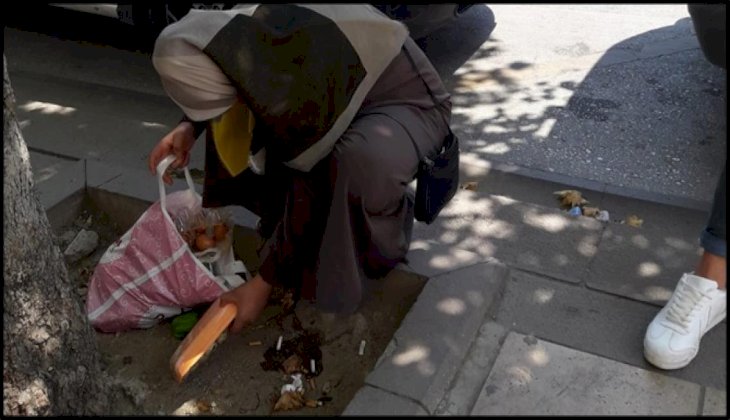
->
[[689, 4, 726, 258], [700, 163, 726, 258]]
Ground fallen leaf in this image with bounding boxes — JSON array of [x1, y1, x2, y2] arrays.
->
[[461, 181, 478, 191], [282, 355, 303, 375], [195, 400, 211, 413], [305, 399, 321, 408], [274, 391, 305, 411], [625, 215, 643, 228], [554, 190, 588, 209], [582, 207, 600, 217]]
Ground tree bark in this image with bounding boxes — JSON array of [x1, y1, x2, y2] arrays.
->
[[3, 55, 124, 415]]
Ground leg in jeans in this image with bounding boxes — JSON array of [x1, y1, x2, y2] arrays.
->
[[697, 163, 726, 288], [644, 163, 727, 369]]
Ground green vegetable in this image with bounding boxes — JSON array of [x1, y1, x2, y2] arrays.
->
[[171, 311, 199, 340]]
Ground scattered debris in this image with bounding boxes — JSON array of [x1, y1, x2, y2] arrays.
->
[[274, 372, 326, 411], [554, 190, 589, 209], [122, 356, 133, 365], [282, 355, 303, 375], [274, 390, 306, 411], [358, 340, 366, 356], [261, 330, 323, 380], [461, 181, 479, 191], [276, 336, 283, 351], [596, 210, 610, 222], [568, 206, 582, 217], [172, 399, 221, 415], [248, 341, 263, 346], [195, 400, 212, 413], [281, 373, 304, 394], [625, 214, 643, 228], [305, 399, 322, 408], [307, 377, 317, 392], [310, 359, 316, 374], [582, 206, 600, 217]]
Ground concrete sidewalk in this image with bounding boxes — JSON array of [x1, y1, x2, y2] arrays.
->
[[342, 170, 727, 415], [32, 153, 726, 416]]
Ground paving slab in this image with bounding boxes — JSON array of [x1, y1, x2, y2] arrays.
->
[[10, 71, 206, 173], [29, 150, 79, 185], [33, 157, 85, 212], [342, 385, 428, 416], [363, 261, 509, 414], [472, 331, 702, 415], [495, 270, 726, 390], [487, 195, 603, 283], [410, 189, 603, 283], [433, 322, 509, 415], [703, 387, 727, 416], [587, 194, 706, 306]]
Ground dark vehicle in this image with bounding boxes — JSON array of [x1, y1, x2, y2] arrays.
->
[[53, 3, 474, 40], [687, 3, 725, 69]]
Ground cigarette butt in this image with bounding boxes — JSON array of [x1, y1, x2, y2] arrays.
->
[[276, 336, 283, 351], [310, 359, 316, 374], [358, 340, 366, 356], [248, 341, 262, 346]]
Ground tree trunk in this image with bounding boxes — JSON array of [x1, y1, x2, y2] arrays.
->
[[3, 55, 126, 415]]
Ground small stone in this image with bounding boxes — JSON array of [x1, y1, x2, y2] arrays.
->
[[596, 210, 610, 222], [63, 230, 99, 263]]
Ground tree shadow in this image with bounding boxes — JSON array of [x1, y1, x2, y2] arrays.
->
[[445, 13, 726, 204], [408, 10, 726, 390]]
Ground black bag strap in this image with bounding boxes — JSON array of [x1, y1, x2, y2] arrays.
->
[[401, 44, 453, 135]]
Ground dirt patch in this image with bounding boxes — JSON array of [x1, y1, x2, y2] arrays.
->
[[57, 204, 426, 415]]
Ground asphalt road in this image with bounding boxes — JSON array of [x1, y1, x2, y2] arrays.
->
[[5, 4, 727, 207]]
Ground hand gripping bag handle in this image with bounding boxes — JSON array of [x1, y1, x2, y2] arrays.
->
[[156, 155, 197, 215]]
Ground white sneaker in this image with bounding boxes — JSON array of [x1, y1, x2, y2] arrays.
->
[[644, 273, 726, 370]]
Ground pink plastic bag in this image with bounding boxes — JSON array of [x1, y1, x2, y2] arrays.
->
[[86, 156, 249, 333]]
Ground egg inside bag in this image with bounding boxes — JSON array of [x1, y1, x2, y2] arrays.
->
[[174, 207, 233, 262]]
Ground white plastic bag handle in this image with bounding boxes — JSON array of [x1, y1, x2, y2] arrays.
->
[[157, 155, 197, 213]]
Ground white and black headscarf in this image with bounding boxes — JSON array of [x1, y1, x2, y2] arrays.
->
[[152, 4, 409, 173]]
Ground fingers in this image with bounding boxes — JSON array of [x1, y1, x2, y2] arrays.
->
[[149, 140, 172, 175], [229, 316, 248, 334], [219, 291, 250, 334], [219, 291, 236, 307]]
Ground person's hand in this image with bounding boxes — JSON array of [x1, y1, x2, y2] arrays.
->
[[148, 121, 197, 185], [219, 274, 273, 333]]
